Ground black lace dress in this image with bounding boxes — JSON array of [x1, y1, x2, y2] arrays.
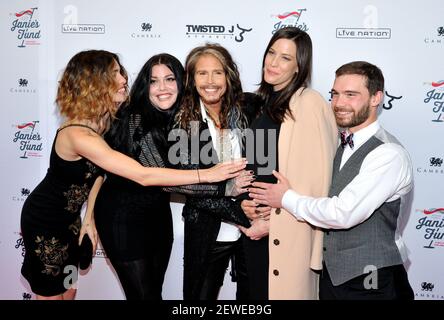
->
[[20, 124, 102, 296]]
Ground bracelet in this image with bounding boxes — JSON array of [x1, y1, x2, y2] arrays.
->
[[197, 169, 201, 183]]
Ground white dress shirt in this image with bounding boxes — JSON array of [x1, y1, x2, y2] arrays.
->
[[281, 120, 413, 258], [200, 100, 241, 242]]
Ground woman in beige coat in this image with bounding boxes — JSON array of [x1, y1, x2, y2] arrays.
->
[[239, 27, 337, 299]]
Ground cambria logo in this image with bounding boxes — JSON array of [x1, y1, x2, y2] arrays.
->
[[416, 156, 444, 174], [10, 78, 36, 94], [421, 282, 434, 292], [141, 23, 152, 32], [12, 187, 31, 202], [131, 22, 160, 39], [22, 293, 32, 300], [430, 157, 443, 167], [424, 26, 444, 44]]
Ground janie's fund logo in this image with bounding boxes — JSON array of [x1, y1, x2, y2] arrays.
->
[[423, 80, 444, 122], [415, 208, 444, 249], [12, 121, 43, 159], [271, 9, 308, 34], [10, 7, 41, 48]]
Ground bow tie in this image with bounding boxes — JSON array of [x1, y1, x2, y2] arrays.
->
[[340, 131, 354, 149]]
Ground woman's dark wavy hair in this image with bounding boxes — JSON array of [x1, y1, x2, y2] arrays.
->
[[106, 53, 184, 157], [257, 27, 312, 123]]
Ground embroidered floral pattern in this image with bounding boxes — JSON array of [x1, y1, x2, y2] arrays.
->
[[34, 236, 69, 276], [68, 216, 81, 235], [84, 161, 98, 180], [63, 183, 89, 213]]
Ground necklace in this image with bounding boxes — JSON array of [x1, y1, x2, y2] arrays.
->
[[204, 107, 222, 129]]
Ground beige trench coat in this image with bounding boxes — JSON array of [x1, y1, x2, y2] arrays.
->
[[268, 87, 338, 299]]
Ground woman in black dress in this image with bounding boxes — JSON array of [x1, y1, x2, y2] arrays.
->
[[20, 50, 247, 300], [94, 53, 185, 300], [93, 53, 253, 300]]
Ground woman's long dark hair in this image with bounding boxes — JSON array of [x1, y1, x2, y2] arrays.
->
[[106, 53, 184, 158], [257, 27, 312, 123]]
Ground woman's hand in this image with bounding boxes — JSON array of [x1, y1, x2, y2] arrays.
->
[[241, 199, 271, 221], [79, 218, 98, 254], [238, 218, 270, 240], [201, 159, 247, 183], [226, 170, 254, 197]]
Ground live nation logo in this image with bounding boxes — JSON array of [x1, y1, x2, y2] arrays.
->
[[270, 9, 308, 34], [336, 5, 391, 40], [185, 24, 252, 42], [62, 24, 105, 34], [61, 5, 104, 34], [10, 7, 41, 47], [336, 27, 391, 39], [131, 22, 161, 39], [423, 80, 444, 122], [415, 208, 444, 249], [12, 121, 43, 159]]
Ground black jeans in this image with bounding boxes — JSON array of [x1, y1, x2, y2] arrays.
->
[[198, 239, 248, 300], [320, 263, 414, 300], [111, 252, 171, 300]]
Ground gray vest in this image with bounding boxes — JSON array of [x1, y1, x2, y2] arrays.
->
[[324, 136, 403, 285]]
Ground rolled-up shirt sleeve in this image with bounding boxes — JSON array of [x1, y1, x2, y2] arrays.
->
[[281, 143, 412, 229]]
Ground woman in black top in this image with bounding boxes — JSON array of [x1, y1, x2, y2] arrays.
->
[[20, 50, 247, 300], [93, 53, 251, 300]]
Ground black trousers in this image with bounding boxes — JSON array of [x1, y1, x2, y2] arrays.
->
[[242, 234, 269, 299], [320, 263, 414, 300], [198, 239, 248, 300], [111, 253, 171, 300]]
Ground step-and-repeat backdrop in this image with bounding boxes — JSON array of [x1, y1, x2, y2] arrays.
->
[[1, 0, 443, 300]]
